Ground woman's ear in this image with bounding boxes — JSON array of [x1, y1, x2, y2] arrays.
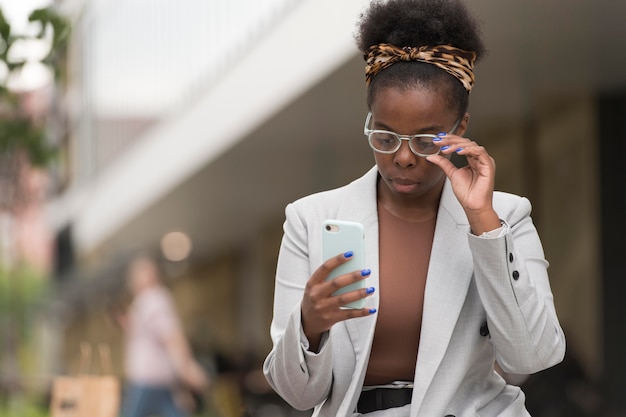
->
[[456, 112, 470, 136]]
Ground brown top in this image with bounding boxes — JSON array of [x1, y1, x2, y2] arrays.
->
[[364, 202, 436, 385]]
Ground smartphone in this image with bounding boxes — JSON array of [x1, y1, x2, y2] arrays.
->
[[322, 219, 367, 309]]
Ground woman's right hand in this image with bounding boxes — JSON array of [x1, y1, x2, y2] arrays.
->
[[301, 251, 376, 352]]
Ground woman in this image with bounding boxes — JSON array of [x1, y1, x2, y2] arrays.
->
[[119, 255, 209, 417], [263, 0, 565, 416]]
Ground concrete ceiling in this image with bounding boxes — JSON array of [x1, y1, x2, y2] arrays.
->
[[88, 0, 626, 262]]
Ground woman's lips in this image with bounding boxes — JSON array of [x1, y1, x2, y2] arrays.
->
[[391, 178, 419, 192]]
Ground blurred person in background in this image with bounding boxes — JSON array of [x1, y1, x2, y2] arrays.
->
[[263, 0, 565, 415], [116, 254, 209, 417]]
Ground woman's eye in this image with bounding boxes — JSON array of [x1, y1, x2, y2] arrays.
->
[[413, 137, 436, 151], [373, 133, 397, 147]]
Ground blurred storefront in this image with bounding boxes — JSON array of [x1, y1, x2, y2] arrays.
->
[[39, 0, 626, 415]]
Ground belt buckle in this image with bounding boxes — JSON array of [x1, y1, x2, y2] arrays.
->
[[390, 381, 414, 389]]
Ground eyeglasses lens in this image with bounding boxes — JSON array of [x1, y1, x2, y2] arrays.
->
[[369, 132, 438, 155]]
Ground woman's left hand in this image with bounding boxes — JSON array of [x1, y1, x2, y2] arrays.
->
[[426, 133, 501, 234]]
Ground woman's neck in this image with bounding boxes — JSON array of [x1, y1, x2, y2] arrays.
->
[[376, 176, 444, 223]]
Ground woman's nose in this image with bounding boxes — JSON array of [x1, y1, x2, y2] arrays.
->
[[393, 140, 416, 167]]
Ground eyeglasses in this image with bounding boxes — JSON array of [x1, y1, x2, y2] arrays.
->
[[363, 112, 461, 157]]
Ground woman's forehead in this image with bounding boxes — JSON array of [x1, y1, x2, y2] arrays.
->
[[371, 86, 453, 117]]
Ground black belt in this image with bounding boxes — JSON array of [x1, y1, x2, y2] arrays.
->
[[357, 387, 413, 414]]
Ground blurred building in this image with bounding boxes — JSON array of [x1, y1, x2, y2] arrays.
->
[[43, 0, 626, 415]]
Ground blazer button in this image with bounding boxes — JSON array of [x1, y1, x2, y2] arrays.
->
[[512, 270, 520, 280], [480, 321, 489, 337], [509, 253, 514, 262]]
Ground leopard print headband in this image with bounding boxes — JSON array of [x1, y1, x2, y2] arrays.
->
[[365, 43, 477, 92]]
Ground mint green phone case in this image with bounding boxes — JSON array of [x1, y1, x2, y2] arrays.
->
[[322, 219, 366, 309]]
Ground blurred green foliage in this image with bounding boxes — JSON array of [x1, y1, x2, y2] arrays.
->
[[0, 5, 69, 413], [0, 265, 47, 336], [0, 404, 48, 417], [0, 5, 70, 168], [0, 265, 48, 409]]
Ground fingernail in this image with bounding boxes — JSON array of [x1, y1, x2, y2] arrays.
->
[[366, 287, 375, 294], [344, 251, 353, 258], [437, 132, 446, 137], [361, 269, 371, 277], [432, 137, 442, 142], [441, 145, 450, 151], [456, 147, 464, 153], [369, 308, 377, 314]]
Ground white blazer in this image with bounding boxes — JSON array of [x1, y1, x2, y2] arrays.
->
[[263, 166, 565, 417]]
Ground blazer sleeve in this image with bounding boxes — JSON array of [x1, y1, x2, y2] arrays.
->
[[262, 203, 334, 410], [468, 196, 566, 374]]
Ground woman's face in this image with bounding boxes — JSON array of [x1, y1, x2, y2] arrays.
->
[[127, 257, 159, 294], [370, 85, 467, 203]]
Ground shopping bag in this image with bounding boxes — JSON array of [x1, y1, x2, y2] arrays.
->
[[50, 343, 121, 417]]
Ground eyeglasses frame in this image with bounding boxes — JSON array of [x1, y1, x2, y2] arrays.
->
[[363, 112, 462, 158]]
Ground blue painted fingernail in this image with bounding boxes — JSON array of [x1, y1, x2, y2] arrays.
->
[[432, 137, 442, 142], [366, 287, 375, 294], [441, 145, 450, 151], [437, 132, 446, 137], [369, 308, 377, 314], [361, 269, 371, 277], [344, 251, 353, 258], [456, 147, 464, 153]]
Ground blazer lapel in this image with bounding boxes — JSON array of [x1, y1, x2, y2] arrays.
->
[[336, 167, 380, 357], [333, 167, 381, 413], [410, 181, 474, 416]]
